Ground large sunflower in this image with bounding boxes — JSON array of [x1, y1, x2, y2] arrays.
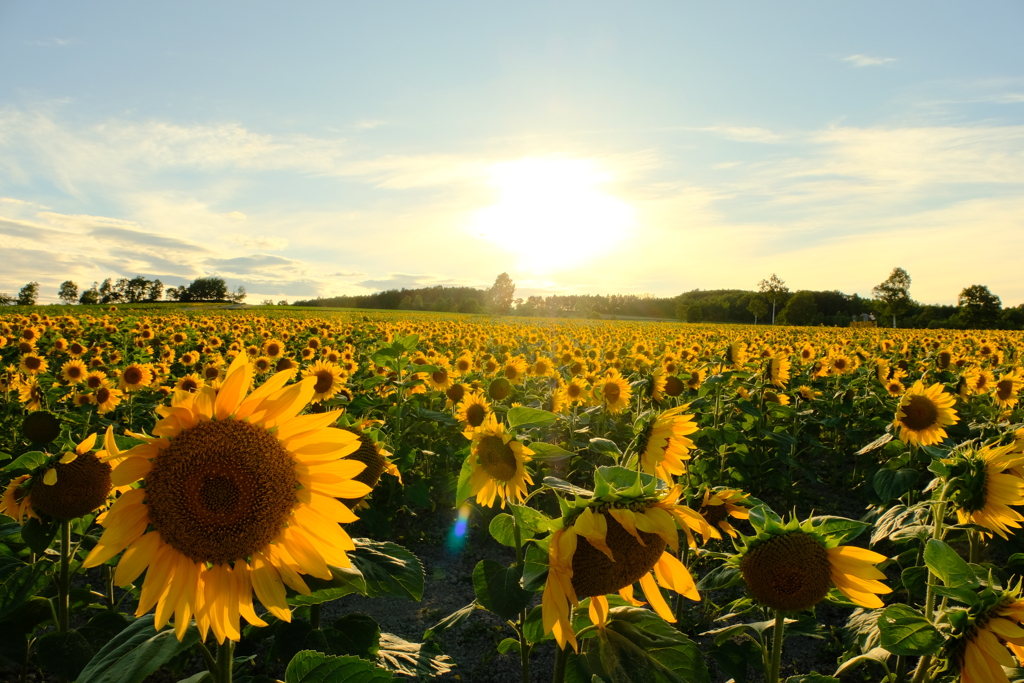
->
[[463, 414, 533, 508], [456, 391, 492, 431], [955, 594, 1024, 683], [301, 360, 345, 402], [736, 516, 890, 612], [81, 355, 370, 644], [637, 406, 698, 482], [595, 374, 631, 414], [951, 442, 1024, 539], [893, 380, 959, 447], [542, 484, 714, 651], [992, 368, 1024, 409]]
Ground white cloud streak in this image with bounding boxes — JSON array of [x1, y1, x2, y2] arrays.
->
[[843, 54, 896, 67]]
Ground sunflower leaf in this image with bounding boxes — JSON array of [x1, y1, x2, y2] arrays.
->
[[284, 651, 393, 682], [351, 540, 424, 602], [472, 560, 531, 621], [77, 614, 201, 683], [454, 451, 475, 508], [923, 539, 980, 589], [1, 450, 48, 473], [808, 516, 869, 544], [0, 557, 52, 622], [876, 604, 944, 657], [872, 468, 920, 503], [507, 407, 557, 431]]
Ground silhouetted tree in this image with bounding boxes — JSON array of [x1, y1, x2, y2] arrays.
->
[[757, 274, 789, 324], [957, 284, 1001, 328], [872, 267, 912, 328], [17, 282, 40, 306], [488, 273, 516, 315], [58, 280, 79, 305]]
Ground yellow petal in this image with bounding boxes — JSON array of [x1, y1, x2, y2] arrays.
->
[[215, 357, 252, 420], [235, 560, 268, 628], [114, 531, 162, 586], [76, 433, 98, 454], [639, 572, 675, 622], [59, 451, 79, 464], [43, 468, 58, 485], [251, 553, 291, 622], [111, 457, 153, 487], [588, 595, 609, 628], [234, 369, 296, 420]]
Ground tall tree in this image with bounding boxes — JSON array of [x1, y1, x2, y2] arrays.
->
[[58, 280, 79, 305], [17, 282, 40, 306], [147, 279, 164, 302], [872, 267, 912, 328], [79, 284, 100, 305], [488, 272, 516, 315], [757, 274, 789, 324], [747, 295, 769, 324], [957, 284, 1002, 328]]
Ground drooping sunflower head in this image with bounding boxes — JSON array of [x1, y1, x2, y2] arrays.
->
[[943, 585, 1024, 683], [695, 487, 751, 538], [22, 411, 61, 444], [734, 510, 890, 612], [893, 380, 959, 447], [336, 423, 398, 509], [947, 441, 1024, 539]]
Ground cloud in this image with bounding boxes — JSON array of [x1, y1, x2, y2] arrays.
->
[[89, 226, 209, 253], [354, 120, 386, 130], [24, 38, 71, 47], [692, 126, 784, 143], [354, 273, 483, 292], [229, 235, 288, 250], [843, 54, 895, 67], [226, 211, 246, 220]]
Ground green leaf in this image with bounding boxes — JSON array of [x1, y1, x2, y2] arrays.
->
[[900, 566, 928, 600], [455, 451, 475, 507], [473, 560, 531, 621], [289, 564, 367, 606], [351, 539, 424, 602], [523, 541, 550, 592], [695, 564, 742, 591], [489, 513, 531, 547], [36, 630, 95, 680], [834, 646, 892, 676], [271, 621, 329, 665], [284, 650, 393, 682], [175, 673, 212, 683], [398, 334, 420, 351], [523, 605, 550, 644], [784, 676, 839, 683], [78, 614, 201, 683], [497, 637, 521, 654], [507, 407, 557, 431], [528, 442, 574, 460], [597, 466, 656, 493], [809, 516, 870, 544], [0, 557, 52, 621], [325, 613, 380, 658], [2, 450, 48, 473], [876, 604, 943, 656], [923, 539, 979, 589], [20, 516, 59, 555], [873, 468, 920, 502], [423, 602, 478, 641], [509, 504, 556, 535], [589, 438, 622, 458], [747, 505, 783, 533], [375, 633, 454, 678]]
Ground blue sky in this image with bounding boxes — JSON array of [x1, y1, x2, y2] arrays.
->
[[2, 1, 1022, 305]]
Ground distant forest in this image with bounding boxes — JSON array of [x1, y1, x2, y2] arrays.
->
[[292, 283, 1024, 330]]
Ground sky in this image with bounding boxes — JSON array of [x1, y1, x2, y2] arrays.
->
[[1, 1, 1023, 306]]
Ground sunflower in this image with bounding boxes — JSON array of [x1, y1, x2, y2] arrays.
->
[[453, 354, 474, 376], [179, 351, 199, 367], [119, 363, 153, 392], [737, 516, 890, 612], [685, 368, 704, 392], [531, 356, 555, 377], [1, 429, 123, 522], [663, 374, 685, 397], [893, 381, 959, 447], [637, 406, 698, 482], [763, 390, 790, 406], [463, 414, 533, 508], [954, 593, 1024, 683], [501, 357, 529, 384], [971, 369, 996, 395], [992, 369, 1024, 409], [884, 378, 906, 397], [542, 483, 713, 651], [696, 488, 751, 538], [60, 359, 88, 384], [175, 373, 205, 393], [336, 424, 401, 509], [595, 374, 631, 414], [828, 354, 854, 375], [18, 379, 44, 411], [19, 353, 48, 375], [768, 356, 791, 388], [425, 365, 454, 392], [951, 442, 1024, 539], [81, 355, 371, 643], [726, 341, 748, 369], [560, 377, 590, 407], [94, 384, 123, 414], [302, 360, 345, 402], [797, 386, 821, 402], [456, 391, 493, 431], [262, 338, 285, 358]]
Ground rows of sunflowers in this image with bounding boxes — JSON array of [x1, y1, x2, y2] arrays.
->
[[0, 305, 1023, 683]]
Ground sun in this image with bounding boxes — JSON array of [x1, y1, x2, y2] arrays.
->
[[470, 157, 635, 273]]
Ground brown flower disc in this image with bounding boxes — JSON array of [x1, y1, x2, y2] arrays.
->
[[31, 455, 112, 520], [144, 419, 297, 564], [901, 395, 939, 430], [337, 428, 386, 508], [740, 531, 832, 612], [571, 513, 666, 598]]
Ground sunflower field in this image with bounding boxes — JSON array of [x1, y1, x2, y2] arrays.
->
[[1, 305, 1023, 683]]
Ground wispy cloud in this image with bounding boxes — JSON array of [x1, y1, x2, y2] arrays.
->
[[24, 37, 71, 47], [843, 54, 895, 67], [692, 126, 785, 143]]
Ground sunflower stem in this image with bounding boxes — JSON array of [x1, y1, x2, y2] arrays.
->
[[968, 528, 981, 564], [57, 518, 71, 632], [104, 564, 116, 611], [196, 641, 218, 679], [552, 643, 568, 683], [216, 640, 235, 683], [768, 609, 785, 683]]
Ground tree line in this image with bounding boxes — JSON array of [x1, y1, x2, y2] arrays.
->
[[0, 277, 246, 305]]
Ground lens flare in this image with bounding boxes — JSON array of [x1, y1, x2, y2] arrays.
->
[[447, 504, 471, 553]]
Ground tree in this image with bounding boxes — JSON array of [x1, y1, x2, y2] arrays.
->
[[17, 282, 40, 306], [58, 280, 79, 305], [261, 299, 274, 306], [147, 279, 164, 302], [98, 278, 118, 304], [779, 290, 818, 326], [757, 274, 789, 324], [0, 292, 14, 305], [957, 284, 1001, 328], [277, 300, 289, 306], [488, 273, 515, 315], [229, 286, 247, 304], [165, 286, 186, 302], [185, 276, 229, 302], [79, 285, 100, 305], [872, 267, 912, 328], [747, 295, 769, 324]]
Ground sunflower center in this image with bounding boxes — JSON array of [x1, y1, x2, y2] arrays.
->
[[446, 384, 465, 403], [144, 419, 298, 564], [432, 370, 449, 385], [740, 531, 832, 612], [66, 365, 84, 379], [902, 395, 939, 430], [313, 371, 335, 394], [996, 379, 1014, 401], [337, 429, 386, 507], [603, 383, 620, 402], [571, 512, 666, 598], [664, 376, 684, 396], [123, 367, 144, 385], [700, 503, 729, 526], [25, 357, 42, 371], [477, 435, 517, 482], [30, 454, 112, 520], [466, 403, 487, 427]]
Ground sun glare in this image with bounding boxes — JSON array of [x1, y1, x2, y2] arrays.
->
[[470, 157, 635, 273]]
